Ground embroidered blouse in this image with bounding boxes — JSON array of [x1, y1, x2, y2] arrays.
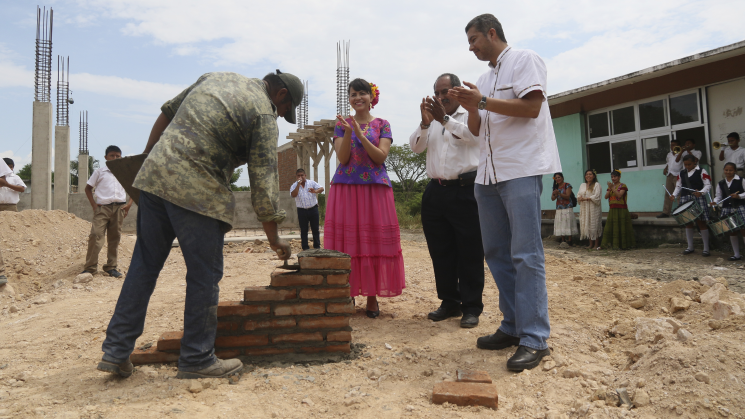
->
[[555, 183, 573, 209], [607, 183, 629, 209], [332, 118, 393, 186]]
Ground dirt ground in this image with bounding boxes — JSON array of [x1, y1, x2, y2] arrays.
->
[[1, 211, 745, 418]]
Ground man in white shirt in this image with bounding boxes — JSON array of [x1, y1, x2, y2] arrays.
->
[[0, 158, 14, 286], [658, 140, 684, 218], [289, 168, 324, 250], [718, 132, 741, 165], [409, 73, 484, 329], [0, 158, 27, 212], [449, 14, 561, 372], [83, 146, 133, 277]]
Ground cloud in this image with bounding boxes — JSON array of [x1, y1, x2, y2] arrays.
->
[[69, 73, 186, 104], [0, 150, 32, 170]]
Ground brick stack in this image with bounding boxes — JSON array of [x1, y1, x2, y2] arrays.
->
[[131, 249, 353, 365]]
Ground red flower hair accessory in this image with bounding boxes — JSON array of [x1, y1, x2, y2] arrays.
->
[[369, 83, 380, 109]]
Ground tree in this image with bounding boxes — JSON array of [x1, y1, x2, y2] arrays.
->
[[18, 163, 31, 183], [230, 168, 250, 191], [386, 144, 427, 200], [70, 156, 100, 186]]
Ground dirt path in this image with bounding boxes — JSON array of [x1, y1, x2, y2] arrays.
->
[[1, 214, 745, 418]]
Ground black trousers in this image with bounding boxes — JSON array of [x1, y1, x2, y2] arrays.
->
[[421, 179, 485, 316], [297, 205, 321, 250]]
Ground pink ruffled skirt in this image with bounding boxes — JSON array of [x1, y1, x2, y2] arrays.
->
[[323, 183, 406, 297]]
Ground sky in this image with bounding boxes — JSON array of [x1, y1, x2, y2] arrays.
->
[[1, 0, 744, 187]]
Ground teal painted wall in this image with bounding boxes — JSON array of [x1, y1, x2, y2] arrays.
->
[[542, 113, 586, 210]]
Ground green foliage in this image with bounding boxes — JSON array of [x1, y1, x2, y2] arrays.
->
[[70, 157, 100, 186], [386, 144, 427, 201], [318, 193, 327, 222], [406, 193, 423, 216], [230, 168, 251, 191], [18, 163, 31, 182]]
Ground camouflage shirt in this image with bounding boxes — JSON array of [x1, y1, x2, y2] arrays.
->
[[133, 72, 286, 229]]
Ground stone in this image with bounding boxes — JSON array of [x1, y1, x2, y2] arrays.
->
[[708, 320, 723, 330], [715, 257, 724, 266], [52, 279, 66, 289], [9, 305, 18, 313], [701, 283, 725, 304], [573, 275, 583, 281], [665, 318, 683, 333], [699, 276, 718, 287], [713, 300, 742, 320], [636, 378, 646, 388], [456, 369, 492, 384], [422, 368, 434, 377], [559, 242, 570, 248], [543, 361, 557, 371], [552, 353, 567, 368], [74, 273, 93, 284], [635, 318, 674, 342], [633, 389, 650, 407], [432, 381, 499, 409], [628, 297, 647, 309], [31, 295, 49, 305], [302, 398, 314, 406], [589, 344, 600, 352], [694, 372, 710, 384], [676, 328, 693, 342], [563, 369, 581, 378], [384, 343, 392, 350], [0, 283, 15, 297], [670, 297, 691, 312], [367, 368, 382, 380], [189, 381, 203, 393]]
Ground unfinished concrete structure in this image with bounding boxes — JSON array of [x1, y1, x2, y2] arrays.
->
[[53, 55, 71, 211], [286, 119, 337, 194], [31, 6, 54, 210], [77, 111, 89, 189]]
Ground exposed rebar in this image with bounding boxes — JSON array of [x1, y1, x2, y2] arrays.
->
[[34, 6, 53, 102], [336, 41, 350, 117], [56, 56, 70, 126], [297, 80, 309, 130], [79, 111, 88, 154]]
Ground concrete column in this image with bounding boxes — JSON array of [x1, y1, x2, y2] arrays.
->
[[53, 126, 70, 211], [78, 153, 89, 191], [31, 101, 53, 210]]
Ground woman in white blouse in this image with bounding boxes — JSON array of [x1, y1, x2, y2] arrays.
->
[[577, 169, 603, 250]]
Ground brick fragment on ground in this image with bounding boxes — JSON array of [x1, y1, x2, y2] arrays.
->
[[131, 346, 179, 365], [157, 331, 183, 351], [456, 369, 493, 384], [432, 381, 499, 409]]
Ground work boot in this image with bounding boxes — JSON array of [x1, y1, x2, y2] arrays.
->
[[106, 269, 123, 278], [176, 358, 243, 379], [427, 306, 462, 322], [97, 358, 134, 378], [506, 346, 551, 372], [0, 275, 7, 286]]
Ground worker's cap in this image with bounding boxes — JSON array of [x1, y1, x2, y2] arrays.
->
[[276, 69, 304, 124]]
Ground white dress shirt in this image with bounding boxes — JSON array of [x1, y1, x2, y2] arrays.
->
[[408, 106, 479, 180], [714, 175, 745, 203], [87, 166, 127, 205], [673, 166, 711, 197], [0, 173, 26, 204], [474, 47, 561, 184], [290, 179, 321, 209], [665, 151, 684, 177], [731, 148, 745, 170], [722, 146, 741, 164]]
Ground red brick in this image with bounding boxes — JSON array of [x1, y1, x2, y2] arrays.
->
[[456, 369, 493, 384], [131, 346, 180, 365], [300, 344, 351, 354], [298, 316, 350, 329], [215, 349, 241, 359], [244, 318, 297, 331], [327, 302, 355, 314], [215, 335, 269, 348], [274, 302, 325, 316], [299, 256, 351, 270], [270, 271, 323, 287], [157, 331, 183, 351], [217, 301, 270, 317], [432, 382, 499, 409], [298, 287, 349, 300], [244, 286, 296, 301], [327, 274, 349, 285], [245, 347, 295, 356], [218, 321, 240, 331], [327, 331, 352, 342], [270, 332, 323, 344]]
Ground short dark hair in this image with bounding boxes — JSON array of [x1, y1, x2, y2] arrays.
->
[[670, 139, 680, 145], [296, 168, 306, 175], [724, 162, 738, 171], [682, 154, 698, 163], [105, 145, 121, 155], [434, 73, 462, 91], [465, 14, 507, 43], [263, 73, 292, 104], [727, 132, 740, 141], [348, 78, 371, 95], [684, 138, 696, 145], [3, 158, 14, 167]]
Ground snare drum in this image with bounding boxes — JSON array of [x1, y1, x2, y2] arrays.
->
[[708, 213, 745, 237], [672, 200, 703, 226]]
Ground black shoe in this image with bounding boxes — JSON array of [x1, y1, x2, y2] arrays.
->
[[427, 306, 462, 322], [656, 213, 670, 218], [460, 314, 479, 328], [506, 346, 551, 371], [729, 256, 743, 261], [683, 249, 695, 255], [702, 251, 711, 257], [476, 329, 520, 350], [106, 269, 123, 278], [366, 301, 380, 319]]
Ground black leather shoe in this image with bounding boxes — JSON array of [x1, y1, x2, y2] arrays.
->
[[729, 256, 743, 261], [702, 251, 711, 257], [460, 314, 479, 328], [476, 329, 520, 350], [506, 346, 551, 371], [682, 249, 695, 255], [427, 306, 462, 322], [106, 269, 123, 278], [656, 213, 670, 218]]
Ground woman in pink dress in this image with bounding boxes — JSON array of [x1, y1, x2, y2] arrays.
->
[[324, 78, 406, 318]]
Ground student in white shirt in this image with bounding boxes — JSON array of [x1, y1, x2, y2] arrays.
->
[[289, 168, 324, 250], [669, 154, 712, 256], [710, 162, 745, 261], [409, 73, 484, 329], [448, 14, 561, 372], [658, 139, 684, 218], [718, 132, 741, 165], [0, 158, 27, 212], [83, 146, 133, 277], [0, 158, 14, 286], [674, 138, 702, 165]]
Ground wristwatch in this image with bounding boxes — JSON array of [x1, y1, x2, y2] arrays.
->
[[477, 95, 487, 110], [420, 123, 430, 129], [442, 115, 450, 124]]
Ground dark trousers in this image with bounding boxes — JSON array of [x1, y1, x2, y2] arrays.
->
[[101, 191, 225, 371], [297, 205, 321, 250], [421, 179, 485, 316]]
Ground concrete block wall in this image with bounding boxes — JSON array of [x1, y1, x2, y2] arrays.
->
[[278, 142, 298, 192], [131, 249, 353, 365]]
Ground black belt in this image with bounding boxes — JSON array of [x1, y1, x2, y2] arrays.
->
[[433, 171, 476, 187], [103, 202, 126, 206], [298, 204, 318, 210]]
